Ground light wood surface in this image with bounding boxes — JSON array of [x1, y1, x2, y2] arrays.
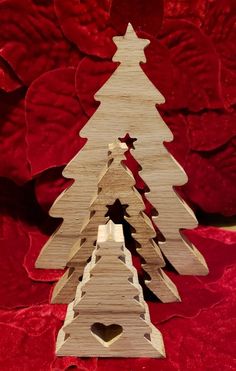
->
[[51, 142, 180, 304], [56, 221, 165, 358], [36, 23, 208, 278]]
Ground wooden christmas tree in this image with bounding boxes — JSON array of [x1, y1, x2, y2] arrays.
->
[[51, 142, 180, 304], [36, 23, 208, 278], [56, 221, 165, 358]]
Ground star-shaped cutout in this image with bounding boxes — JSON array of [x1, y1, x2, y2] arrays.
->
[[119, 133, 137, 149], [106, 199, 129, 223]]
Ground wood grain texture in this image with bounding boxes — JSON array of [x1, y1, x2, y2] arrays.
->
[[56, 221, 165, 358], [51, 142, 180, 304], [36, 23, 208, 278]]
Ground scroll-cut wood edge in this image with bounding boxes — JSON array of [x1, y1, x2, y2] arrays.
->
[[51, 142, 180, 304], [35, 24, 208, 281], [56, 222, 165, 358]]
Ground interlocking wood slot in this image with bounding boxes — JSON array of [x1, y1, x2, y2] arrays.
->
[[56, 221, 165, 358], [35, 23, 208, 278], [51, 142, 180, 304]]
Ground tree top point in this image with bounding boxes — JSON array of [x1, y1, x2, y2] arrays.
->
[[98, 221, 124, 244], [108, 141, 128, 152], [112, 23, 150, 63], [108, 142, 128, 161]]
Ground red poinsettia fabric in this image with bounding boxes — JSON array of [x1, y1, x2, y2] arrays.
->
[[0, 0, 236, 370]]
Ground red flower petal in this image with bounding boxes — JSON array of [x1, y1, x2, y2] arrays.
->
[[110, 0, 164, 36], [187, 110, 236, 151], [0, 0, 81, 85], [55, 0, 115, 58], [25, 67, 87, 176], [75, 57, 117, 116], [158, 19, 224, 111], [164, 0, 208, 26], [0, 57, 21, 92], [0, 90, 30, 184], [55, 0, 164, 58], [183, 139, 236, 216], [202, 0, 236, 108], [164, 1, 236, 109]]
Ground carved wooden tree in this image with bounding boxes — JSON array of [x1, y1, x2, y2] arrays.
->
[[51, 142, 180, 304], [36, 23, 208, 277], [56, 221, 165, 358]]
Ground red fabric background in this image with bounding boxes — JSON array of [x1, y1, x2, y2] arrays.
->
[[0, 0, 236, 369]]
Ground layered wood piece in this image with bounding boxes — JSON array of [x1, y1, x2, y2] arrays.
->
[[132, 141, 208, 275], [56, 221, 165, 358], [51, 206, 109, 303], [51, 142, 179, 304], [35, 23, 208, 280]]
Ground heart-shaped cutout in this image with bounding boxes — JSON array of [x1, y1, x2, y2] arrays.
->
[[91, 322, 123, 347]]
